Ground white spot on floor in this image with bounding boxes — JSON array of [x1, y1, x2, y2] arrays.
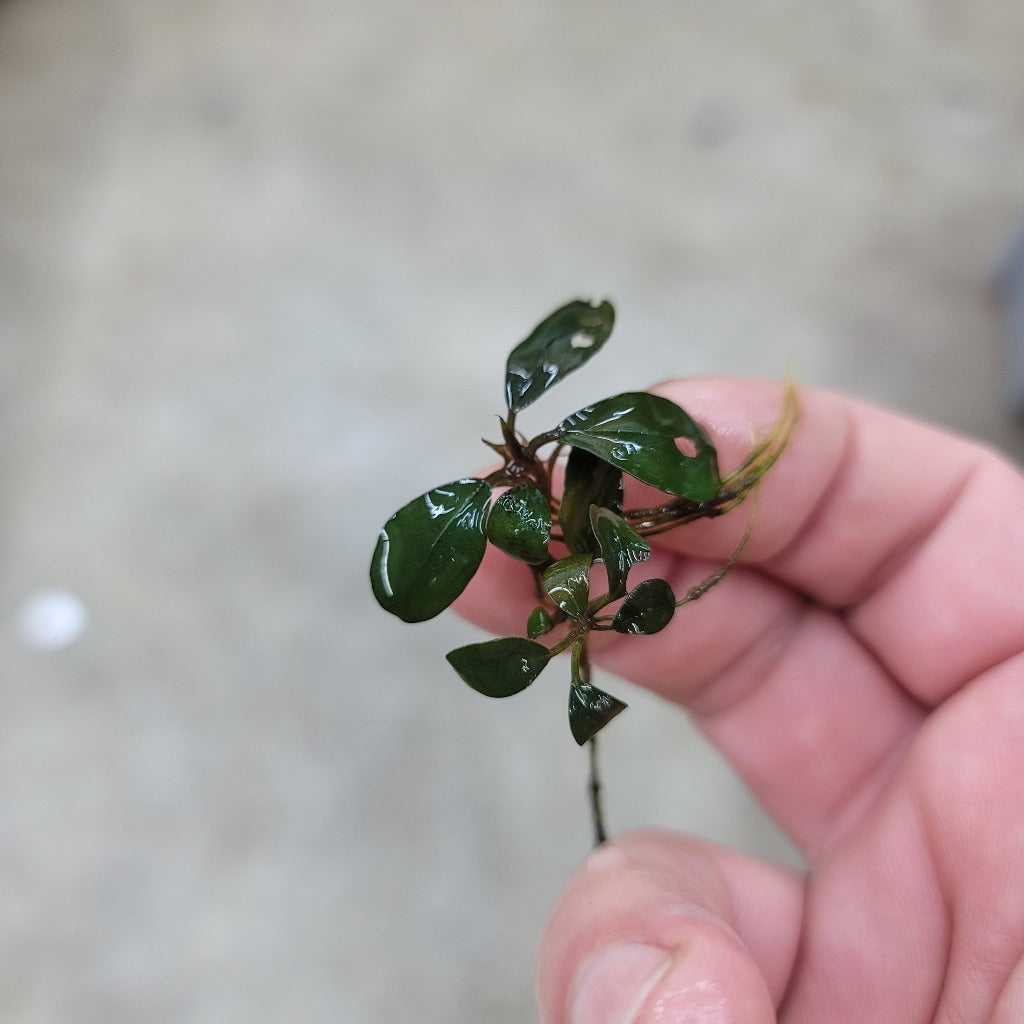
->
[[17, 588, 88, 650]]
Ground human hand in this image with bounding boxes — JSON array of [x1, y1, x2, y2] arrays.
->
[[455, 379, 1024, 1023]]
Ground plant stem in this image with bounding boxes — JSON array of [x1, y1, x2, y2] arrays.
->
[[588, 735, 606, 846]]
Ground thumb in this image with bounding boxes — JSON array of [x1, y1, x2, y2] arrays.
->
[[538, 830, 803, 1024]]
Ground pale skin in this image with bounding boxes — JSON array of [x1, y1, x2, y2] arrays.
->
[[455, 379, 1024, 1023]]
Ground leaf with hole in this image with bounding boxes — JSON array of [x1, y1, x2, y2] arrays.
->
[[505, 299, 615, 412], [370, 478, 491, 623], [551, 392, 721, 501], [446, 637, 552, 698], [612, 577, 676, 635]]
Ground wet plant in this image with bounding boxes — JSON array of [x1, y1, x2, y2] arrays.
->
[[370, 299, 797, 845]]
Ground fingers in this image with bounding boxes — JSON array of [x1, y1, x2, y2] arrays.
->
[[455, 380, 1024, 852], [537, 829, 802, 1024]]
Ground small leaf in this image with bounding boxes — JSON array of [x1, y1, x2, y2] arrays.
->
[[542, 554, 593, 620], [486, 484, 551, 564], [558, 445, 623, 555], [612, 578, 676, 635], [568, 682, 628, 745], [589, 506, 651, 598], [505, 299, 615, 413], [446, 637, 551, 698], [370, 479, 491, 623], [527, 607, 554, 638], [551, 392, 721, 501]]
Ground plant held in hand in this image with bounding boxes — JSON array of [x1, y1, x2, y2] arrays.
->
[[370, 299, 796, 843]]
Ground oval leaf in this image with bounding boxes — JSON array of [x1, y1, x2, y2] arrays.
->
[[568, 682, 628, 745], [558, 445, 623, 555], [486, 483, 551, 564], [542, 554, 593, 620], [551, 392, 720, 501], [446, 637, 551, 698], [612, 577, 676, 635], [527, 607, 554, 638], [505, 299, 615, 413], [370, 478, 491, 623], [589, 506, 651, 598]]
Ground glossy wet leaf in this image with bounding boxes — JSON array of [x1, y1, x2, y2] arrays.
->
[[446, 637, 551, 698], [551, 392, 721, 501], [542, 554, 593, 620], [589, 506, 650, 598], [527, 607, 554, 638], [486, 483, 551, 564], [505, 299, 615, 413], [612, 577, 677, 635], [558, 445, 623, 555], [370, 478, 491, 623], [568, 682, 628, 745]]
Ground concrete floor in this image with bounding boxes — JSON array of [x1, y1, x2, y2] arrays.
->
[[2, 2, 1024, 1021]]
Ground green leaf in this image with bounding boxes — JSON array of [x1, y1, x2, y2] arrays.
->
[[568, 682, 628, 745], [558, 445, 623, 555], [446, 637, 551, 698], [505, 299, 615, 413], [370, 478, 491, 623], [589, 506, 651, 598], [527, 607, 554, 638], [485, 483, 551, 564], [551, 392, 721, 501], [542, 554, 593, 620], [612, 578, 676, 635]]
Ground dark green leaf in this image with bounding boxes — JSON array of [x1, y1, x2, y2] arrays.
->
[[527, 607, 554, 638], [568, 682, 627, 745], [551, 392, 721, 501], [558, 445, 623, 555], [370, 479, 491, 623], [446, 637, 551, 698], [541, 554, 593, 620], [589, 506, 651, 598], [485, 484, 551, 564], [505, 299, 615, 413], [612, 577, 676, 635]]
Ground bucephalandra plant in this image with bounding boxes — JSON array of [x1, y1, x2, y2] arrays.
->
[[370, 299, 797, 845]]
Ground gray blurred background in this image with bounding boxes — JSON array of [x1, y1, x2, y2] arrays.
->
[[2, 2, 1024, 1021]]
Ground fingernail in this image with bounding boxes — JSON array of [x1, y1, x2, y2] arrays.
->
[[569, 943, 671, 1024]]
